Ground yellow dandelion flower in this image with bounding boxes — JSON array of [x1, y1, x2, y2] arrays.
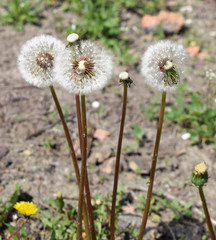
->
[[14, 201, 38, 216]]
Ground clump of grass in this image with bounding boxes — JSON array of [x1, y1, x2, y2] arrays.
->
[[137, 192, 194, 221], [1, 186, 127, 239], [166, 83, 216, 146], [62, 0, 165, 64], [0, 0, 41, 30]]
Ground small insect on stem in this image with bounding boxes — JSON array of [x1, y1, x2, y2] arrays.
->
[[119, 71, 135, 88]]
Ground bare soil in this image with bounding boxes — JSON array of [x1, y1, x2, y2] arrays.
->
[[1, 0, 216, 239]]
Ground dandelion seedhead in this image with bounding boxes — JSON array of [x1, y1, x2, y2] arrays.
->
[[191, 162, 208, 187], [141, 40, 187, 91], [18, 35, 65, 88], [55, 35, 114, 95], [14, 201, 38, 216]]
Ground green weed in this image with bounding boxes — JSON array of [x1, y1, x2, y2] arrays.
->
[[132, 123, 146, 145], [44, 137, 56, 150], [62, 0, 163, 65], [166, 84, 216, 145], [39, 185, 126, 239], [142, 95, 161, 121], [137, 193, 194, 220], [97, 105, 105, 116], [63, 103, 69, 121], [0, 0, 41, 30], [4, 223, 27, 240], [0, 185, 20, 227], [144, 82, 216, 146], [122, 144, 136, 152]]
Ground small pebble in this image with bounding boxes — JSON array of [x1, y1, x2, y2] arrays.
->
[[12, 214, 19, 221], [181, 132, 191, 140], [92, 101, 100, 109], [210, 31, 216, 37], [180, 5, 193, 13], [185, 19, 192, 25], [23, 150, 32, 156]]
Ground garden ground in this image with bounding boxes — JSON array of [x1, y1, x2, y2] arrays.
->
[[1, 0, 216, 239]]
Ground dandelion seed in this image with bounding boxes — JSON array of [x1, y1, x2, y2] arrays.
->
[[55, 35, 114, 95], [18, 35, 65, 88], [14, 201, 38, 216], [141, 40, 187, 91]]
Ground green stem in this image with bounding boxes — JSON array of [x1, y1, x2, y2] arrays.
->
[[76, 94, 96, 240], [110, 82, 128, 240], [199, 187, 216, 240], [137, 91, 166, 240], [77, 95, 88, 240], [49, 86, 91, 240]]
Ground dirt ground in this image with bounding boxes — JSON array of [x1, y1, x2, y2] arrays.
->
[[1, 0, 216, 239]]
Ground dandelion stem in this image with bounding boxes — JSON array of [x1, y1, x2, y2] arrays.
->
[[49, 86, 91, 240], [199, 186, 216, 240], [5, 219, 27, 240], [76, 95, 83, 150], [77, 95, 88, 240], [76, 94, 96, 240], [110, 82, 128, 240], [138, 91, 166, 240]]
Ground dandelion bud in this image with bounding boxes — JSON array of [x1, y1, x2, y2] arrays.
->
[[55, 191, 64, 210], [82, 232, 87, 239], [91, 199, 95, 206], [56, 191, 63, 199], [67, 33, 79, 43], [119, 72, 129, 80], [119, 71, 134, 88], [96, 199, 101, 205], [141, 40, 187, 91], [191, 162, 208, 187]]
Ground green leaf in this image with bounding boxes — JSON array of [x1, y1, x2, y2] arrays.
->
[[184, 200, 194, 209], [42, 217, 53, 228], [50, 229, 56, 240], [0, 184, 20, 227]]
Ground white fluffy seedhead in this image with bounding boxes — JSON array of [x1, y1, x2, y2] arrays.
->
[[141, 40, 187, 91], [18, 35, 65, 88], [55, 40, 114, 95]]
